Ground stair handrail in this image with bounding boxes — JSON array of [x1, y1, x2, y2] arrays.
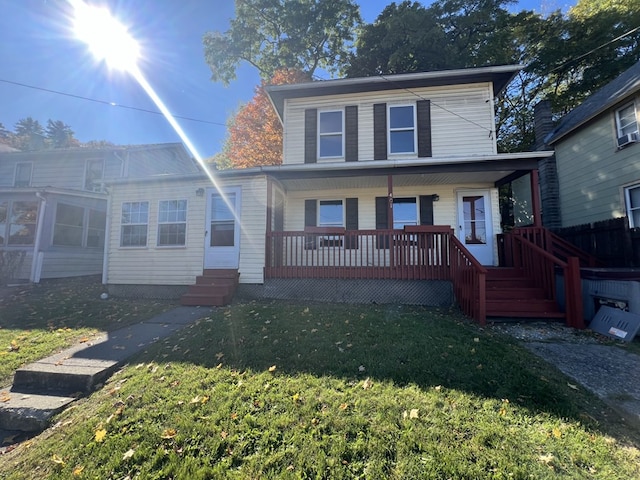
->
[[449, 233, 487, 325], [509, 234, 585, 329], [512, 227, 605, 267]]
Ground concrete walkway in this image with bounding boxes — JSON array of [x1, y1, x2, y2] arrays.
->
[[0, 306, 209, 440], [493, 322, 640, 432]]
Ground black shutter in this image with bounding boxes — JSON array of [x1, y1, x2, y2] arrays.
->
[[304, 199, 317, 249], [345, 198, 359, 249], [304, 109, 317, 164], [375, 196, 390, 249], [417, 100, 432, 158], [345, 106, 358, 162], [419, 195, 434, 225], [373, 103, 387, 160]]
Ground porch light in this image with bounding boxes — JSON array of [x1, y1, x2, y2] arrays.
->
[[196, 188, 205, 197], [432, 194, 440, 202]]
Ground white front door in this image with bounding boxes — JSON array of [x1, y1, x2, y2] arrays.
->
[[204, 187, 241, 269], [456, 190, 494, 266]]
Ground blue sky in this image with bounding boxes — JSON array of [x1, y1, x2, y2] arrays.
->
[[0, 0, 574, 159]]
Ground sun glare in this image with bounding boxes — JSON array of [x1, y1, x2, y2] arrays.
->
[[71, 0, 139, 71]]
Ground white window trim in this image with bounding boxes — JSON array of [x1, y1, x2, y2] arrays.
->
[[317, 109, 345, 160], [156, 199, 188, 248], [84, 158, 105, 192], [388, 104, 417, 155], [120, 201, 149, 248], [13, 162, 33, 187], [615, 102, 638, 138], [624, 182, 640, 229]]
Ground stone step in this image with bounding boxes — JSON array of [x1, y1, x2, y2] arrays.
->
[[0, 390, 77, 432]]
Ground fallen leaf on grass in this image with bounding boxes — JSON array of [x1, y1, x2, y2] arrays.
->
[[362, 378, 373, 390], [190, 395, 209, 405], [567, 382, 578, 390], [72, 465, 85, 476], [95, 428, 107, 443], [52, 454, 65, 466], [339, 403, 349, 411], [402, 409, 420, 419], [552, 427, 562, 439], [122, 448, 135, 460], [220, 430, 229, 439], [0, 392, 10, 403], [8, 340, 19, 352], [161, 428, 177, 439], [268, 365, 277, 372]]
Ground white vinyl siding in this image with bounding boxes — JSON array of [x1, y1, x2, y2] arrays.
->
[[107, 175, 267, 286], [555, 110, 640, 227], [282, 83, 496, 164]]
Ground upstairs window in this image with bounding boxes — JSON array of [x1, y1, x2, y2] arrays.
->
[[120, 201, 148, 247], [625, 184, 640, 228], [389, 105, 416, 154], [14, 163, 33, 187], [157, 199, 187, 246], [318, 110, 343, 158], [616, 103, 638, 147], [85, 159, 104, 192]]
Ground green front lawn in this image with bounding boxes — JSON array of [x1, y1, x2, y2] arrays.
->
[[2, 301, 639, 479], [0, 277, 174, 386]]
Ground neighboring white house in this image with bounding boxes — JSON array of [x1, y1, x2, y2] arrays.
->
[[0, 143, 198, 283], [103, 66, 554, 311]]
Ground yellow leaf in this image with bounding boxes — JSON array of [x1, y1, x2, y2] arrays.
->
[[220, 430, 229, 439], [292, 393, 301, 403], [409, 409, 419, 419], [552, 427, 562, 438], [72, 465, 85, 476], [52, 454, 65, 465], [0, 392, 10, 403], [268, 365, 277, 372], [122, 448, 135, 460], [362, 378, 373, 390], [161, 428, 177, 439], [95, 428, 107, 443], [190, 395, 202, 404], [339, 403, 349, 410]]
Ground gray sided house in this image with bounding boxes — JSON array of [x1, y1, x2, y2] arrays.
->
[[545, 60, 640, 231], [0, 143, 198, 283], [103, 66, 596, 327]]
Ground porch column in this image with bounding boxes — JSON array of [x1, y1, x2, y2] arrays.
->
[[265, 177, 273, 270], [530, 169, 542, 227]]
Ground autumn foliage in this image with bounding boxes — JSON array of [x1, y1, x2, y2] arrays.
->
[[224, 69, 309, 169]]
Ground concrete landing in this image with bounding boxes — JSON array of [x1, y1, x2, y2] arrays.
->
[[0, 306, 209, 433]]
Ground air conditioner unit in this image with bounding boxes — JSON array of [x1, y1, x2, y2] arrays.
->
[[617, 132, 638, 148]]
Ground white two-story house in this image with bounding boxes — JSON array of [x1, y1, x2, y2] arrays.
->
[[104, 66, 584, 326]]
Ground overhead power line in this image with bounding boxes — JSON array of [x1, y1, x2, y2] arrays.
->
[[0, 78, 226, 127]]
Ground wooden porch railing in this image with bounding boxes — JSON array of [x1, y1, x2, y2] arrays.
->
[[265, 225, 488, 324], [450, 235, 487, 325], [508, 234, 584, 329], [510, 227, 604, 267]]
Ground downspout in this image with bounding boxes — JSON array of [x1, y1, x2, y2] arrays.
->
[[30, 191, 47, 283], [101, 187, 112, 285]]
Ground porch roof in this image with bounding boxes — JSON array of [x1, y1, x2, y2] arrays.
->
[[261, 152, 553, 190]]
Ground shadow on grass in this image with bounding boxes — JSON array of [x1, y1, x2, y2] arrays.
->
[[0, 276, 174, 332], [143, 300, 640, 446]]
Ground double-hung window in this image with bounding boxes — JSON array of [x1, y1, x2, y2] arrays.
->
[[318, 199, 343, 246], [120, 201, 148, 247], [389, 105, 416, 154], [392, 198, 418, 229], [85, 159, 104, 192], [14, 163, 33, 187], [0, 200, 38, 246], [616, 103, 638, 145], [157, 199, 187, 246], [625, 184, 640, 228], [318, 110, 343, 158]]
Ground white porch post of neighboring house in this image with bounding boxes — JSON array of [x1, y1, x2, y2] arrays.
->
[[30, 191, 47, 283]]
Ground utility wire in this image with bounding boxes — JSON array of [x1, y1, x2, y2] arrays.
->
[[0, 78, 227, 127]]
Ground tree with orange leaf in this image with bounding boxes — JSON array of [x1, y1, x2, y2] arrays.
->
[[219, 69, 309, 169]]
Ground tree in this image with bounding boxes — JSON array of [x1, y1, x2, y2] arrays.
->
[[45, 119, 77, 148], [222, 69, 310, 169], [203, 0, 362, 84], [13, 117, 45, 151]]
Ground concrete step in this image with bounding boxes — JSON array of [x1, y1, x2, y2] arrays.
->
[[0, 390, 77, 432]]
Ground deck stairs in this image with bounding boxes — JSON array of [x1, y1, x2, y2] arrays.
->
[[485, 267, 564, 319], [180, 269, 239, 307]]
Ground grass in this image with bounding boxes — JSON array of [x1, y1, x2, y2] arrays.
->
[[2, 300, 639, 479], [0, 277, 175, 386]]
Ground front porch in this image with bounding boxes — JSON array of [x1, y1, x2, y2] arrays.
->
[[264, 226, 587, 329]]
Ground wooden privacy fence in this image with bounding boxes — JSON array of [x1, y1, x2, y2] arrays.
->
[[553, 218, 639, 267], [265, 225, 488, 324]]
